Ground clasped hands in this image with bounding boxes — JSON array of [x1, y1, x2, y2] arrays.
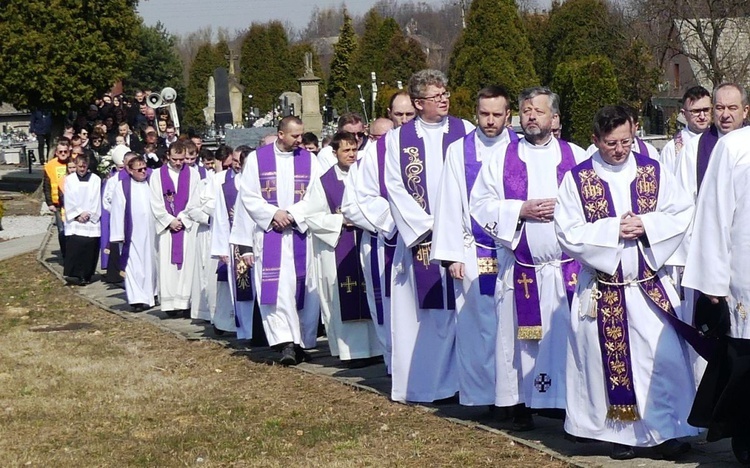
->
[[168, 218, 184, 232], [75, 211, 91, 223], [520, 198, 556, 223], [271, 209, 295, 232], [619, 211, 645, 240]]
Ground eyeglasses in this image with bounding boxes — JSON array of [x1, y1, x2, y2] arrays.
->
[[355, 132, 366, 140], [56, 150, 70, 154], [687, 107, 711, 116], [602, 138, 633, 149], [133, 167, 147, 173], [419, 91, 451, 102], [80, 132, 88, 136]]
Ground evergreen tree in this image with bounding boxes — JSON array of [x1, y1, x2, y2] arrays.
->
[[124, 22, 184, 107], [552, 55, 622, 147], [0, 0, 140, 114], [448, 0, 538, 100], [327, 12, 358, 113], [183, 42, 226, 129], [381, 31, 427, 88]]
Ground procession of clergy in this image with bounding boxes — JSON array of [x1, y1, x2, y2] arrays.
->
[[59, 68, 750, 463]]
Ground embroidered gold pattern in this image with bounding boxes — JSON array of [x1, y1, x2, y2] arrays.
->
[[598, 271, 633, 393], [477, 257, 498, 275], [234, 245, 251, 290], [403, 146, 426, 209], [517, 272, 534, 299], [635, 165, 658, 213], [415, 243, 431, 268], [578, 169, 609, 221], [738, 302, 747, 320], [340, 276, 357, 293]]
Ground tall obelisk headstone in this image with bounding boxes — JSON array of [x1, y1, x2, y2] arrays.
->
[[298, 52, 323, 136]]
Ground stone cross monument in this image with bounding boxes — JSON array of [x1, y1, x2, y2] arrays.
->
[[298, 52, 323, 135]]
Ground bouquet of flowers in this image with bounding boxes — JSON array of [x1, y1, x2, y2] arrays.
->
[[97, 153, 115, 179]]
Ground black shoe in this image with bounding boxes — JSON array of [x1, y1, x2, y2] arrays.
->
[[511, 414, 535, 431], [212, 324, 225, 336], [131, 304, 144, 312], [610, 443, 636, 460], [280, 344, 297, 366], [432, 394, 459, 405], [488, 405, 512, 421], [295, 346, 312, 363], [165, 310, 180, 317], [564, 432, 596, 444], [658, 438, 690, 460], [732, 435, 750, 465]]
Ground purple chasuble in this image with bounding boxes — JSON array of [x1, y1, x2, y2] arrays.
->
[[398, 116, 465, 310], [696, 125, 720, 192], [159, 164, 191, 269], [256, 144, 311, 310], [320, 166, 371, 321], [503, 139, 579, 340], [571, 153, 712, 422]]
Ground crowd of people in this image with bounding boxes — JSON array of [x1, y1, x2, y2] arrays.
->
[[40, 69, 750, 464]]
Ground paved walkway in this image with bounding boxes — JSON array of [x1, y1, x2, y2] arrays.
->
[[31, 226, 737, 467]]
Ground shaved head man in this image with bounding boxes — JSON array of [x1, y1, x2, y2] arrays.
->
[[368, 118, 394, 142], [388, 91, 416, 128]]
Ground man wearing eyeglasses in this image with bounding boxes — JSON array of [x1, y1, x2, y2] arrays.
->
[[316, 112, 368, 171], [470, 87, 587, 430], [556, 105, 697, 460], [44, 139, 73, 258], [382, 69, 474, 403], [659, 86, 711, 175]]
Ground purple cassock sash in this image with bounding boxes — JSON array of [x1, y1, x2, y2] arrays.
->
[[321, 167, 371, 321], [256, 144, 311, 310], [399, 117, 465, 310], [217, 169, 253, 301], [571, 153, 713, 422], [159, 164, 191, 269], [503, 139, 579, 340], [375, 135, 397, 299], [696, 125, 720, 192], [462, 130, 499, 296], [635, 137, 649, 157]]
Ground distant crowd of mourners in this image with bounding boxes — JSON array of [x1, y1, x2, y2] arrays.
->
[[39, 70, 750, 464]]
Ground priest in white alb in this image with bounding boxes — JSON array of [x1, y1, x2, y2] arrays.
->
[[384, 69, 474, 403], [658, 86, 711, 175], [555, 105, 700, 460], [470, 87, 587, 429], [63, 153, 102, 285], [431, 85, 516, 409]]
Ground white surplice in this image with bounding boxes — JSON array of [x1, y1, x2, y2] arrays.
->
[[64, 172, 102, 237], [306, 165, 381, 360], [385, 116, 474, 403], [185, 167, 217, 321], [660, 128, 701, 176], [239, 143, 321, 348], [555, 151, 699, 447], [348, 136, 396, 373], [470, 137, 587, 409], [150, 165, 201, 312], [431, 128, 511, 406], [110, 177, 157, 306], [683, 126, 750, 339]]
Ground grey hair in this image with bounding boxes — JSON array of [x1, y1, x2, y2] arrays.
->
[[713, 82, 749, 106], [408, 69, 448, 100], [518, 86, 560, 115]]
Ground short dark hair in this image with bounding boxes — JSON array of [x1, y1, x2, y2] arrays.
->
[[278, 116, 303, 132], [682, 86, 710, 107], [199, 147, 215, 162], [476, 85, 512, 109], [337, 112, 364, 131], [330, 131, 358, 151], [593, 106, 632, 139], [126, 154, 146, 169], [213, 145, 233, 162], [170, 140, 186, 155], [301, 132, 319, 147], [75, 153, 90, 166]]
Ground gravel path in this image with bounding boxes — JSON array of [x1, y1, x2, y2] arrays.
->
[[0, 215, 51, 240]]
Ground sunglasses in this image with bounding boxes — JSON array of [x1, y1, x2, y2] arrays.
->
[[133, 167, 148, 173]]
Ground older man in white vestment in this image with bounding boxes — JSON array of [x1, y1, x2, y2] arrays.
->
[[659, 86, 711, 175], [150, 141, 201, 316], [431, 86, 516, 409], [316, 113, 368, 171], [384, 69, 474, 403], [110, 155, 157, 311], [682, 125, 750, 465], [555, 106, 699, 460], [344, 92, 417, 374], [306, 131, 381, 363], [470, 87, 587, 430], [238, 116, 321, 366]]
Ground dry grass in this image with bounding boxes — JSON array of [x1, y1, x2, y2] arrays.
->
[[0, 254, 569, 467]]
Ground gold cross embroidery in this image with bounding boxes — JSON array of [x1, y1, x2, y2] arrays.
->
[[295, 183, 306, 198], [517, 272, 534, 299], [340, 276, 357, 293], [261, 180, 276, 198], [568, 273, 578, 287]]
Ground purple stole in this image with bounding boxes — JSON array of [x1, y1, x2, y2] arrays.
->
[[216, 170, 253, 301], [99, 168, 127, 268], [696, 125, 720, 191], [256, 144, 311, 310], [320, 167, 371, 321], [504, 139, 579, 339], [571, 154, 713, 422], [375, 135, 396, 300], [119, 171, 152, 272], [462, 130, 498, 295], [635, 137, 649, 157], [197, 165, 207, 180], [159, 164, 191, 269], [398, 116, 466, 310]]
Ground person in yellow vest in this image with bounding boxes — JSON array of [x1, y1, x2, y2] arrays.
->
[[43, 139, 72, 258]]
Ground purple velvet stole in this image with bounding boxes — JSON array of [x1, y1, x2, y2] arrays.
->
[[99, 169, 127, 268], [159, 164, 191, 269], [119, 176, 133, 271], [197, 165, 207, 180], [217, 169, 253, 301], [321, 167, 371, 321], [635, 137, 649, 157], [398, 116, 465, 309], [696, 125, 720, 192], [503, 139, 579, 339], [462, 130, 498, 295], [508, 129, 520, 143], [571, 153, 712, 422], [256, 144, 311, 310], [375, 135, 396, 299]]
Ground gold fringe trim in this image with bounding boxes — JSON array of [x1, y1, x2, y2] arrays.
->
[[103, 248, 110, 254], [517, 326, 542, 340], [606, 404, 640, 422], [119, 271, 126, 278]]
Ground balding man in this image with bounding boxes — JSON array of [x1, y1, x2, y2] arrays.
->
[[368, 118, 393, 143], [388, 91, 416, 127], [236, 116, 321, 366]]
